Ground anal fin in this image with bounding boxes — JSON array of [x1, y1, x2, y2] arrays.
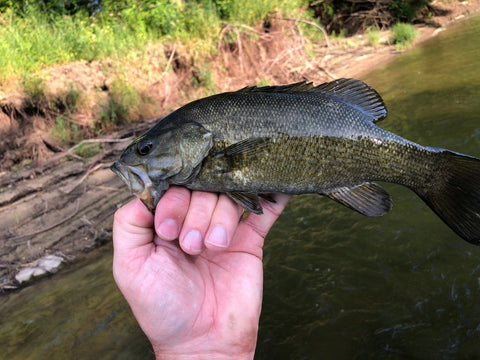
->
[[325, 182, 392, 217]]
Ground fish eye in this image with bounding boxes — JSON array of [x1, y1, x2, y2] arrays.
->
[[137, 141, 153, 156]]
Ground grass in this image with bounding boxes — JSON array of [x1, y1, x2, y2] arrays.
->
[[50, 116, 80, 144], [367, 27, 381, 47], [192, 66, 218, 95], [22, 76, 47, 109], [0, 9, 149, 84], [74, 143, 102, 159], [390, 22, 418, 50], [94, 71, 159, 132], [0, 1, 306, 85]]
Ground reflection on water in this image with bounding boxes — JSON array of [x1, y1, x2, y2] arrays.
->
[[0, 245, 153, 360], [1, 15, 480, 360]]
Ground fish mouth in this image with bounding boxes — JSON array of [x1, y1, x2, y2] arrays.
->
[[111, 161, 166, 211], [110, 162, 129, 186], [111, 161, 147, 192]]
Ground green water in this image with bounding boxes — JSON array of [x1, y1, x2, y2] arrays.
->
[[1, 15, 480, 360]]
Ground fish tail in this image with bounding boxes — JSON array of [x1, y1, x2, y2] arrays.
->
[[414, 149, 480, 244]]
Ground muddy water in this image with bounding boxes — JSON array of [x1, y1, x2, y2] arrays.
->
[[1, 15, 480, 360]]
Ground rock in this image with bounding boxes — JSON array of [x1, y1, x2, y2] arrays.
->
[[37, 254, 63, 272], [15, 255, 64, 284]]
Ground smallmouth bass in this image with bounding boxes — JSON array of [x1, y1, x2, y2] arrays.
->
[[111, 79, 480, 244]]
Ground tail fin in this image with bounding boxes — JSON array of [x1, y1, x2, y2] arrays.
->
[[415, 150, 480, 244]]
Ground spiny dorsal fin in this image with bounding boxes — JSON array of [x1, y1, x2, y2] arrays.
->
[[237, 78, 387, 123], [313, 78, 387, 123], [237, 81, 315, 93]]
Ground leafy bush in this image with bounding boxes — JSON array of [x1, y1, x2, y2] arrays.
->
[[390, 22, 418, 49]]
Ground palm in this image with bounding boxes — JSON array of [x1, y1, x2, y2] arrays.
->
[[116, 217, 264, 354]]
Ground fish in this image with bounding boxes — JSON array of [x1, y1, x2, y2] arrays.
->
[[111, 78, 480, 244]]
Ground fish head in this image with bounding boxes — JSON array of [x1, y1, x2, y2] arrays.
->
[[111, 120, 213, 211]]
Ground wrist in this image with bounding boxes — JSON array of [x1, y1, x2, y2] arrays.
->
[[153, 348, 255, 360], [150, 320, 259, 360]]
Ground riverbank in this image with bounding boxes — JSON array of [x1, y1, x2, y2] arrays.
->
[[324, 0, 480, 79], [1, 0, 480, 292]]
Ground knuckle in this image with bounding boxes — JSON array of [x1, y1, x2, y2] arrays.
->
[[158, 187, 191, 214], [188, 192, 218, 220]]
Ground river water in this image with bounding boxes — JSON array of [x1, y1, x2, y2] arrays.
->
[[1, 15, 479, 360]]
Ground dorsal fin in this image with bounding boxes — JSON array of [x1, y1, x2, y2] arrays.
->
[[236, 78, 387, 123], [313, 78, 387, 122], [237, 81, 315, 93]]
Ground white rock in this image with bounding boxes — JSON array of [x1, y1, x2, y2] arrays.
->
[[37, 255, 63, 273], [15, 254, 64, 284]]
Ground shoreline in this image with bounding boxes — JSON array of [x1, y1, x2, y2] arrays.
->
[[1, 2, 480, 293], [325, 0, 480, 79]]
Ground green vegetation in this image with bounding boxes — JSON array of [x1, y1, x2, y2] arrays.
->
[[390, 22, 418, 50], [22, 76, 47, 109], [50, 116, 80, 143], [97, 75, 143, 130], [367, 27, 381, 47], [12, 159, 32, 172], [74, 142, 102, 158], [192, 66, 217, 95], [0, 0, 305, 84], [22, 74, 82, 114]]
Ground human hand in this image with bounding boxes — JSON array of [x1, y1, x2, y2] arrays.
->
[[112, 187, 290, 359]]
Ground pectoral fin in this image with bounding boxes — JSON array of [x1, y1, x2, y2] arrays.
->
[[259, 193, 277, 203], [214, 137, 272, 158], [227, 192, 263, 214], [324, 182, 392, 217]]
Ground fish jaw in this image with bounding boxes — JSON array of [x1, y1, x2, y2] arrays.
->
[[111, 161, 168, 212]]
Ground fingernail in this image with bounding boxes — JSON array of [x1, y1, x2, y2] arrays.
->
[[157, 219, 179, 240], [207, 226, 228, 248], [183, 230, 203, 253]]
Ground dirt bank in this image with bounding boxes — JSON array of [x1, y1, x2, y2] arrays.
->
[[1, 1, 479, 292]]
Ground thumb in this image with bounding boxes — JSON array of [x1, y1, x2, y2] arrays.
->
[[112, 198, 154, 253]]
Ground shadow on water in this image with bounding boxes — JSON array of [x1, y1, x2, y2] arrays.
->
[[1, 14, 480, 360]]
